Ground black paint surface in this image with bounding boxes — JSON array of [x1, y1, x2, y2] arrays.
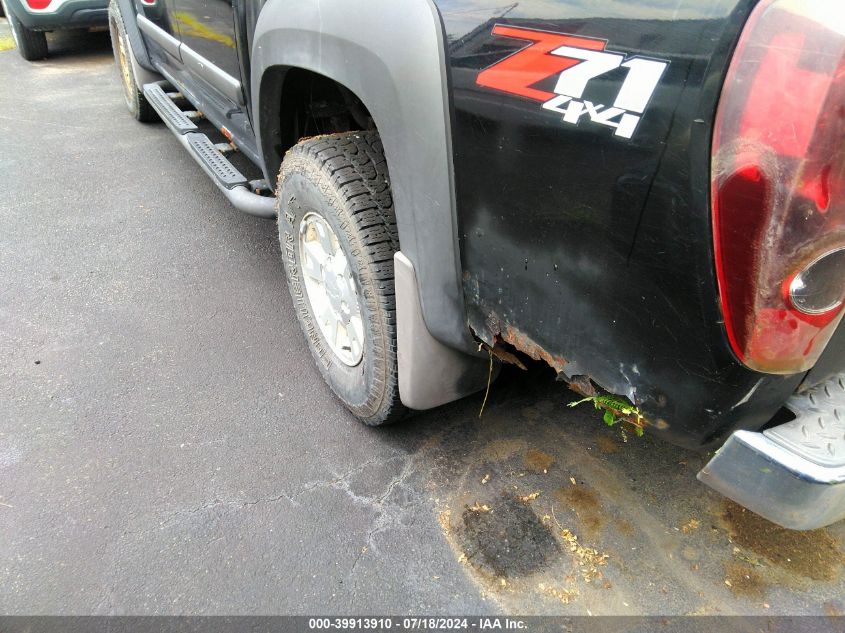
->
[[433, 0, 805, 447]]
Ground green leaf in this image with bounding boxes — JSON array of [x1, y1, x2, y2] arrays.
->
[[567, 392, 645, 438]]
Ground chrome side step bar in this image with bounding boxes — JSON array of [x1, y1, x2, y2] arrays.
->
[[698, 372, 845, 530], [142, 82, 276, 219]]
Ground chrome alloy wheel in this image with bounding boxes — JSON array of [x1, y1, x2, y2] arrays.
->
[[298, 212, 365, 366]]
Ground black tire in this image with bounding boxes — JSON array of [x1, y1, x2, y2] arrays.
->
[[4, 2, 48, 61], [277, 131, 406, 426], [108, 0, 157, 122]]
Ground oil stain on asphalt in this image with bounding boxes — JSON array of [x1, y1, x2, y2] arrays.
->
[[422, 366, 845, 615], [720, 500, 844, 582], [457, 495, 560, 578]]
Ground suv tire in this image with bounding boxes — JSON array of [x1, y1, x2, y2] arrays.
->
[[277, 131, 406, 426], [108, 0, 157, 122]]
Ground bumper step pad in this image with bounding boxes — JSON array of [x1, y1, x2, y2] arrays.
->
[[698, 372, 845, 530], [765, 375, 845, 467], [141, 81, 275, 218]]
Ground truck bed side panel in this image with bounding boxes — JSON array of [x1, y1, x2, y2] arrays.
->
[[433, 0, 804, 447]]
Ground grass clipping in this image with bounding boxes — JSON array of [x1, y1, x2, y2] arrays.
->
[[560, 528, 609, 582], [568, 394, 645, 437]]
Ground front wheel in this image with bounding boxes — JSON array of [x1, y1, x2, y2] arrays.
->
[[108, 0, 157, 122], [277, 131, 406, 426], [4, 1, 48, 61]]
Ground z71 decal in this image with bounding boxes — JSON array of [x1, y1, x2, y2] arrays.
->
[[477, 25, 669, 140]]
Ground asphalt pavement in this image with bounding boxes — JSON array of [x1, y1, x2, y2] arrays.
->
[[1, 30, 844, 616]]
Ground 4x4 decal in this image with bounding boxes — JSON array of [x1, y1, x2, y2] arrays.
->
[[477, 24, 669, 139]]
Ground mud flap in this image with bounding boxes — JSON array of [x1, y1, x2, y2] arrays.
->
[[394, 252, 492, 410]]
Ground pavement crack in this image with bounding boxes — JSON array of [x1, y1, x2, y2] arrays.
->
[[290, 457, 384, 503], [376, 456, 416, 506], [156, 449, 428, 544], [159, 492, 297, 527], [157, 457, 391, 527], [348, 452, 429, 577]]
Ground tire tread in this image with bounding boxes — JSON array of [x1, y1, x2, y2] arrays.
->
[[6, 7, 47, 61], [108, 0, 158, 123], [279, 131, 406, 425]]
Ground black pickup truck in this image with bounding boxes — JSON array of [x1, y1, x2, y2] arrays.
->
[[108, 0, 845, 530]]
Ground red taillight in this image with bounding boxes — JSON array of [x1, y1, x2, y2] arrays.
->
[[712, 0, 845, 374], [24, 0, 52, 9]]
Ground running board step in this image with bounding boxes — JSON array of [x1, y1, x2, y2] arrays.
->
[[141, 81, 276, 219], [185, 133, 247, 189], [143, 82, 197, 135]]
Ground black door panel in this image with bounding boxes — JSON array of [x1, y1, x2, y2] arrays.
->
[[173, 0, 241, 80]]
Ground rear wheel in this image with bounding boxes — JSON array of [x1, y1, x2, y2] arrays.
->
[[108, 0, 156, 122], [4, 0, 48, 61], [277, 131, 406, 425]]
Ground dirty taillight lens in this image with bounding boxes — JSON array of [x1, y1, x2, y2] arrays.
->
[[712, 0, 845, 374]]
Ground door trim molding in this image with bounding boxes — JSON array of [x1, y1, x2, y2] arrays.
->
[[181, 44, 245, 106], [137, 14, 180, 60]]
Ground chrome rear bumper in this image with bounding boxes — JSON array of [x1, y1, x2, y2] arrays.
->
[[698, 373, 845, 530]]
